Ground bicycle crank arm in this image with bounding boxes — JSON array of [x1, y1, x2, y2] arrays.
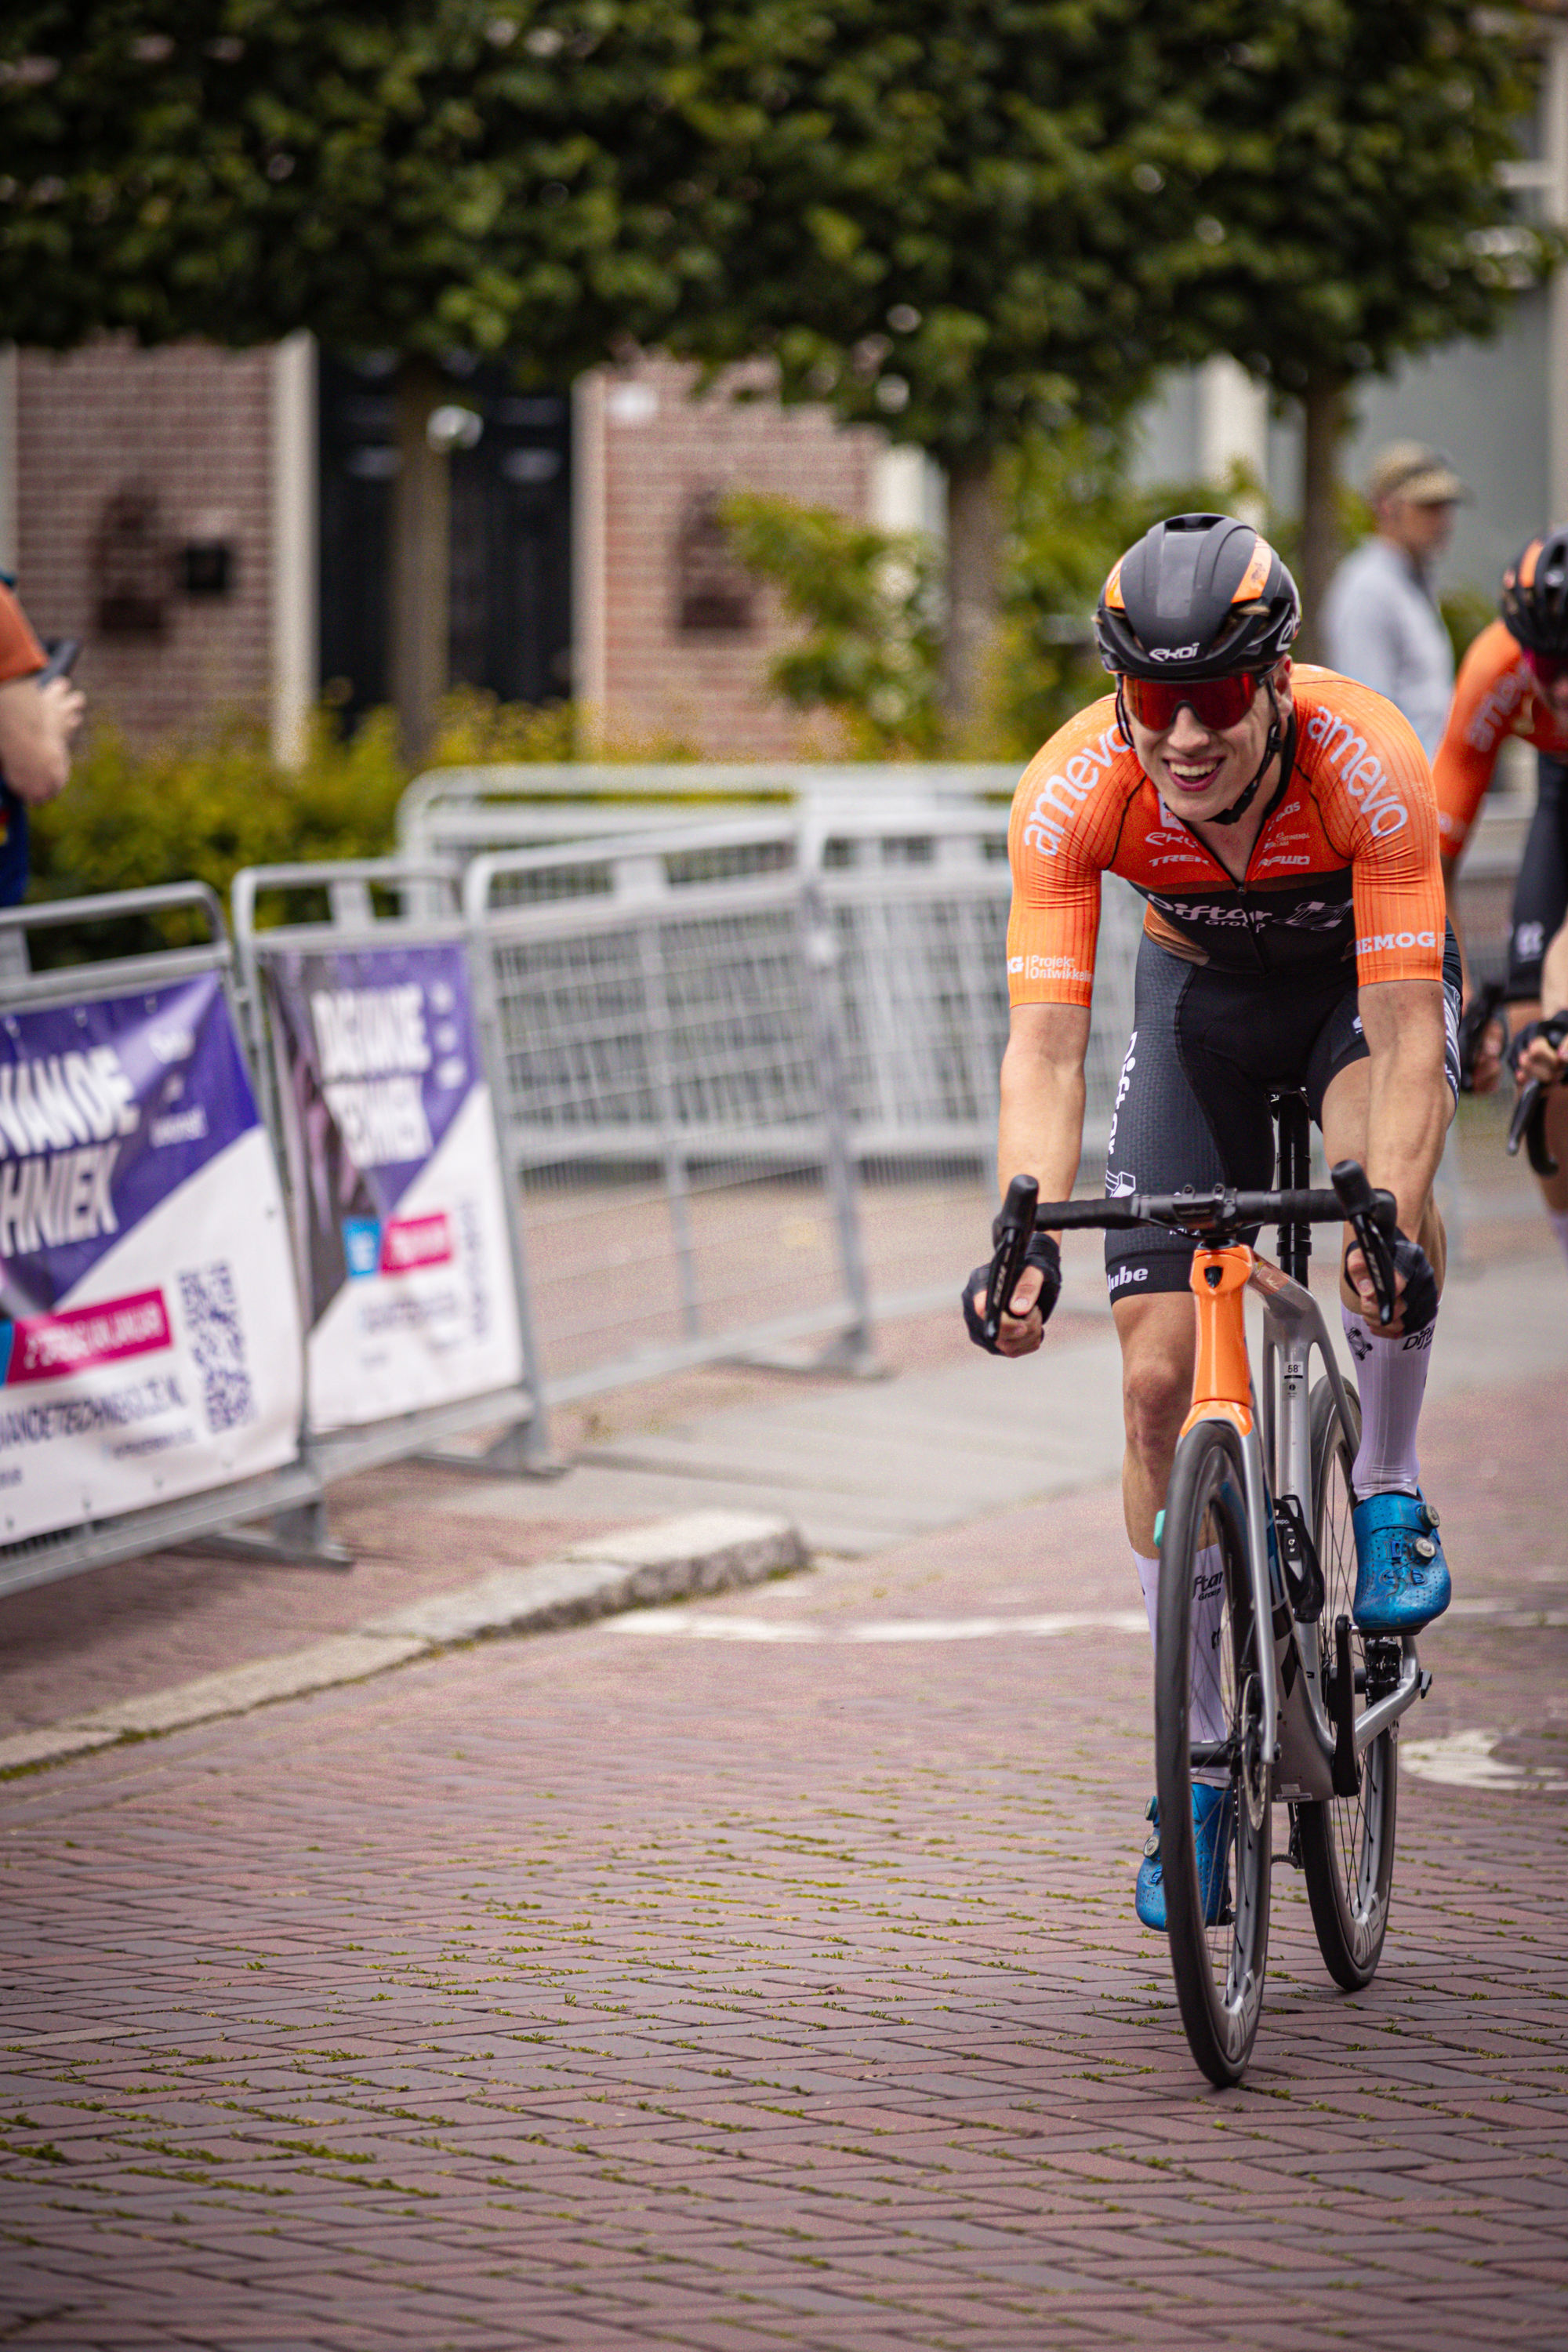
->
[[1330, 1616, 1360, 1796], [1353, 1635, 1426, 1755]]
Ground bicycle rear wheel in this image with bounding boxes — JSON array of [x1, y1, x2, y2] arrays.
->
[[1298, 1375, 1398, 1990], [1155, 1421, 1271, 2088]]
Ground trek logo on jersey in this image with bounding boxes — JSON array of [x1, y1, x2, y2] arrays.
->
[[1304, 706, 1409, 836], [1022, 722, 1127, 856]]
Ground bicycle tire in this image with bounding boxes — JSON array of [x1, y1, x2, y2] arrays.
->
[[1297, 1375, 1398, 1990], [1155, 1420, 1271, 2088]]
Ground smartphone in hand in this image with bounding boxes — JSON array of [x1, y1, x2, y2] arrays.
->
[[35, 638, 81, 687]]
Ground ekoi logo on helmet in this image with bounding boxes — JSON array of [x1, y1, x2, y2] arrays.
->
[[1148, 644, 1201, 661]]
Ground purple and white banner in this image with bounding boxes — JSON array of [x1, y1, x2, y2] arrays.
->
[[0, 973, 303, 1544], [263, 941, 524, 1433]]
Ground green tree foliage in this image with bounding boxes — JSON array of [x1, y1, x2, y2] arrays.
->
[[665, 0, 1206, 720], [720, 493, 945, 755], [0, 1, 724, 754], [0, 2, 718, 356], [657, 0, 1545, 701], [1138, 1, 1550, 642]]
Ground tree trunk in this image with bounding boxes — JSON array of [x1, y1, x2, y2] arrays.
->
[[1295, 371, 1349, 665], [389, 358, 450, 769], [941, 451, 1000, 741]]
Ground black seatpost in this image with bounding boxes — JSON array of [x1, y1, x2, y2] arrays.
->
[[1274, 1091, 1312, 1282]]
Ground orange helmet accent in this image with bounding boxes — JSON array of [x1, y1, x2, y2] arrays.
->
[[1516, 540, 1543, 592], [1234, 538, 1275, 604], [1104, 560, 1126, 612]]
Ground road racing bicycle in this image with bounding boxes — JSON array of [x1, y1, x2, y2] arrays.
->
[[983, 1092, 1435, 2085]]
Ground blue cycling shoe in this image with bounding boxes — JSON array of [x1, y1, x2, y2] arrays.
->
[[1134, 1785, 1235, 1932], [1351, 1490, 1450, 1633]]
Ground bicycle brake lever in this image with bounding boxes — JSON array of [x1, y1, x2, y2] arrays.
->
[[1330, 1159, 1399, 1328], [1457, 979, 1506, 1094], [983, 1173, 1040, 1345], [1507, 1078, 1559, 1177]]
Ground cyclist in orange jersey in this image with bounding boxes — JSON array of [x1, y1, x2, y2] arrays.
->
[[1433, 531, 1568, 1260], [961, 514, 1457, 1929]]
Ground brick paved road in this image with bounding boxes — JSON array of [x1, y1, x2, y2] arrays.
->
[[2, 1374, 1566, 2349]]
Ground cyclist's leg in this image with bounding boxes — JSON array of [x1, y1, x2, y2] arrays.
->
[[1106, 946, 1275, 1773], [1104, 940, 1275, 1557], [1311, 943, 1458, 1626], [1504, 754, 1568, 1251]]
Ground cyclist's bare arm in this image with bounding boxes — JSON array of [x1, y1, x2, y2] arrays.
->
[[979, 1000, 1090, 1352], [1341, 976, 1450, 1319], [1519, 918, 1568, 1085], [0, 673, 82, 802]]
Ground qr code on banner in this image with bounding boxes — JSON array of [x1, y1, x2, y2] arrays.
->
[[177, 1262, 256, 1433]]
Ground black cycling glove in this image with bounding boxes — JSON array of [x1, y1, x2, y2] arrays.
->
[[1345, 1229, 1436, 1331], [962, 1234, 1062, 1354], [1508, 1011, 1568, 1083]]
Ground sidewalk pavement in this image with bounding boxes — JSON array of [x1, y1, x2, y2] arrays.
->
[[0, 1319, 1564, 2347], [1, 1227, 1562, 1771]]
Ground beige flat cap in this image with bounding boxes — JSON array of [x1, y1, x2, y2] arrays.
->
[[1366, 441, 1469, 506]]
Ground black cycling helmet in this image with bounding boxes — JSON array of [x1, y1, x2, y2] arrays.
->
[[1500, 530, 1568, 657], [1094, 512, 1300, 681]]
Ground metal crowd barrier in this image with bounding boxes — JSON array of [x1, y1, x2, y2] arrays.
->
[[397, 760, 1022, 876], [0, 885, 323, 1599], [232, 858, 556, 1475], [462, 809, 1145, 1396], [464, 823, 877, 1395]]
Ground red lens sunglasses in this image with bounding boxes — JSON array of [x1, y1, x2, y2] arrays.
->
[[1120, 670, 1261, 731], [1523, 647, 1568, 690]]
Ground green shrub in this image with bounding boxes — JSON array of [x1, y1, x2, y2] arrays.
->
[[720, 491, 946, 756], [25, 688, 709, 962]]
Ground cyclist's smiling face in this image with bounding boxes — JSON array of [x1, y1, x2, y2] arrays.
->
[[1126, 659, 1292, 822]]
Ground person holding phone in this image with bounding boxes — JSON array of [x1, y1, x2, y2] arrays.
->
[[0, 573, 84, 906]]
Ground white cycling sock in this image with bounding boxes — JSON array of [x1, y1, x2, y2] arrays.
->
[[1134, 1549, 1159, 1641], [1342, 1304, 1433, 1498], [1548, 1208, 1568, 1272], [1132, 1543, 1227, 1748]]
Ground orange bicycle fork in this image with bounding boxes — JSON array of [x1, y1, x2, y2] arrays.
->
[[1180, 1243, 1255, 1440]]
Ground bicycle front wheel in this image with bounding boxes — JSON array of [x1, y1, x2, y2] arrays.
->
[[1298, 1374, 1398, 1990], [1155, 1420, 1271, 2088]]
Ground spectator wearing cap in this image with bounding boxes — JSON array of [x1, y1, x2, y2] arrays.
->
[[1322, 441, 1469, 762]]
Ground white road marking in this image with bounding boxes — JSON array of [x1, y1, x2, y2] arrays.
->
[[612, 1610, 1149, 1644], [1400, 1728, 1566, 1793]]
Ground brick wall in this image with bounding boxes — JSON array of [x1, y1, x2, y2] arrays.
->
[[16, 337, 273, 746], [11, 339, 882, 760], [599, 358, 883, 757]]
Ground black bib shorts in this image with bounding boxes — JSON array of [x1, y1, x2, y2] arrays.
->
[[1506, 753, 1568, 1002], [1102, 928, 1462, 1300]]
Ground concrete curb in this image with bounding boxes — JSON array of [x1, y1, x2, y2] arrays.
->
[[0, 1508, 807, 1779]]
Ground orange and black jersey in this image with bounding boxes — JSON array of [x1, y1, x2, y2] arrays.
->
[[1432, 617, 1568, 858], [1007, 670, 1446, 1007]]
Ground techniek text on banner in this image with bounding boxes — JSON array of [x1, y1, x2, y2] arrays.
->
[[262, 942, 524, 1432], [0, 974, 303, 1544]]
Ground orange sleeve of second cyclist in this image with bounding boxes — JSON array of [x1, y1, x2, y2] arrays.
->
[[1006, 700, 1130, 1010], [1431, 620, 1527, 858], [1306, 682, 1445, 988]]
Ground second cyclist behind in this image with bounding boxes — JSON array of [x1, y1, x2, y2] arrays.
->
[[1433, 529, 1568, 1258], [964, 514, 1457, 1929]]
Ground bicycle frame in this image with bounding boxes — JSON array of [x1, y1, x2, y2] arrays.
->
[[1185, 1240, 1426, 1806]]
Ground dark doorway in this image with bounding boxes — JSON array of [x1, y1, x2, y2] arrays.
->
[[318, 354, 573, 724]]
